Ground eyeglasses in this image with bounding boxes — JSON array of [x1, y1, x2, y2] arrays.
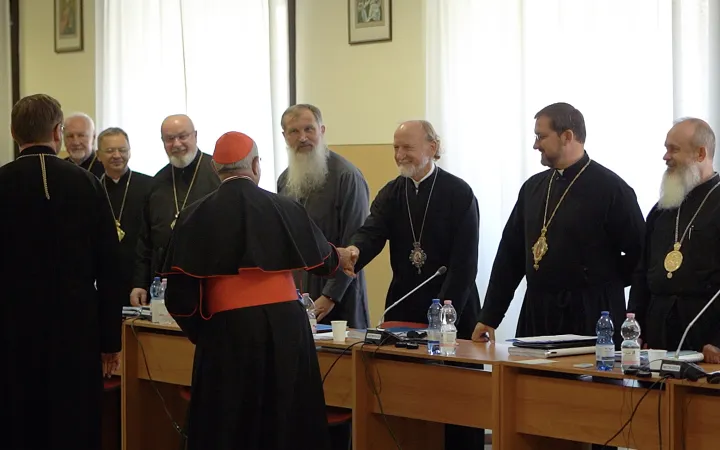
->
[[162, 132, 194, 144], [101, 147, 130, 155]]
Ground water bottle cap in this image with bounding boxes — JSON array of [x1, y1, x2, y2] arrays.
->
[[154, 277, 161, 280], [601, 311, 609, 315], [443, 300, 452, 305], [432, 299, 440, 303], [626, 313, 635, 318]]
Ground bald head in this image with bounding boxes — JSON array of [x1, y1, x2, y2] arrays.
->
[[161, 114, 198, 168], [161, 114, 195, 134], [673, 117, 715, 160]]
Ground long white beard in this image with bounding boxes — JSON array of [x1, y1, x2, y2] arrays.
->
[[169, 148, 198, 169], [284, 143, 329, 199], [658, 163, 702, 209]]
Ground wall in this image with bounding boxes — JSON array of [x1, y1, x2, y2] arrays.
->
[[296, 0, 426, 324], [20, 0, 95, 158], [1, 1, 12, 165]]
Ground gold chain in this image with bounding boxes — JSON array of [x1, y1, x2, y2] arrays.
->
[[16, 153, 54, 200], [541, 160, 592, 233], [531, 159, 592, 270], [171, 152, 203, 228], [101, 170, 133, 224]]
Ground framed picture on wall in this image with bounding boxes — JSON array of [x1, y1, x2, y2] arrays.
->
[[54, 0, 83, 53], [348, 0, 392, 45]]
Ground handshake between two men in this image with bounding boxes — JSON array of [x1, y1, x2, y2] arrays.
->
[[336, 245, 360, 278]]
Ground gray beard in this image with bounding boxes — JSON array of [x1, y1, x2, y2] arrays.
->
[[169, 148, 198, 169], [658, 163, 702, 209], [284, 146, 329, 199]]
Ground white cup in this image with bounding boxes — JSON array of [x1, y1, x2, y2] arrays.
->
[[331, 320, 347, 343], [648, 349, 666, 371]]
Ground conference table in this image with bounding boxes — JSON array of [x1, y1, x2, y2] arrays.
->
[[120, 318, 720, 449]]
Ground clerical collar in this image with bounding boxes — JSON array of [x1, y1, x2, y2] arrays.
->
[[103, 168, 130, 184], [555, 152, 589, 179], [221, 175, 254, 184], [411, 162, 436, 190], [19, 145, 56, 158]]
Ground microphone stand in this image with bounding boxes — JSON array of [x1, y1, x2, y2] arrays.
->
[[376, 266, 447, 329], [659, 286, 720, 380]]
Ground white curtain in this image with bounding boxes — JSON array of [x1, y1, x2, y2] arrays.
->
[[0, 0, 12, 166], [425, 0, 718, 343], [96, 0, 289, 191]]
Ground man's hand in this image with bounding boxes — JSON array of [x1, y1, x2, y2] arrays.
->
[[314, 295, 335, 322], [471, 322, 496, 343], [101, 352, 121, 378], [130, 288, 147, 306], [337, 246, 359, 277], [703, 344, 720, 364]]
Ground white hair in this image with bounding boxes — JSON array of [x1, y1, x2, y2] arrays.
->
[[658, 162, 702, 209], [212, 144, 259, 173], [64, 112, 96, 134]]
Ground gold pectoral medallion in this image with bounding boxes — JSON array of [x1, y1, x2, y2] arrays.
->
[[532, 228, 548, 270], [664, 242, 683, 279], [409, 242, 427, 274], [116, 220, 125, 242]]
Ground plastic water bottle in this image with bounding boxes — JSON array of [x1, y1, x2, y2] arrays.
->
[[296, 289, 302, 302], [301, 293, 317, 334], [620, 313, 641, 370], [439, 300, 457, 356], [426, 299, 442, 355], [595, 311, 615, 371], [150, 277, 170, 324], [149, 277, 163, 300]]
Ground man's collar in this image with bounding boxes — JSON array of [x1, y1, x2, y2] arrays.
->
[[556, 151, 590, 179], [688, 172, 720, 199], [412, 162, 436, 189]]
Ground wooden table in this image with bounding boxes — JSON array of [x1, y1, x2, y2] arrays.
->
[[120, 318, 360, 450], [120, 319, 720, 450]]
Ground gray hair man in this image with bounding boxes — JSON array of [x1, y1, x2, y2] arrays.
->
[[277, 103, 371, 329], [629, 117, 720, 364], [130, 114, 220, 306], [63, 112, 104, 177]]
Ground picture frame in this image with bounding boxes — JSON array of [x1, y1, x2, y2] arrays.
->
[[54, 0, 84, 53], [348, 0, 392, 45]]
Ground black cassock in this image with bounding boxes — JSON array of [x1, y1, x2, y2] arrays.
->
[[100, 169, 154, 305], [64, 151, 105, 178], [277, 151, 371, 329], [350, 165, 483, 450], [162, 178, 338, 450], [629, 173, 720, 352], [132, 150, 219, 291], [0, 146, 123, 449], [480, 152, 645, 346], [351, 165, 481, 337]]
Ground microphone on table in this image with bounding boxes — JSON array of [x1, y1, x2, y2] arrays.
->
[[364, 266, 447, 346], [376, 265, 447, 329], [659, 286, 720, 380]]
